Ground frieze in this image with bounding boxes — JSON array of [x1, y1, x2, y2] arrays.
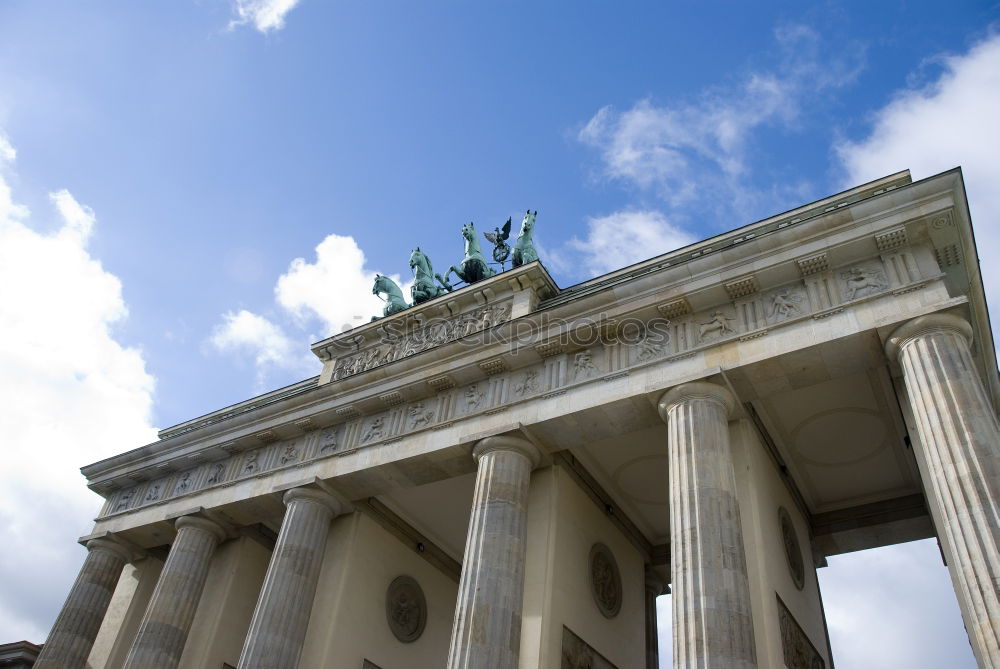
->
[[330, 302, 512, 382], [98, 251, 928, 518], [777, 595, 825, 668]]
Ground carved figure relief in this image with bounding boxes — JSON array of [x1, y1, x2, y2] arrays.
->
[[361, 416, 385, 444], [318, 427, 338, 453], [514, 370, 540, 396], [279, 444, 299, 465], [635, 333, 665, 362], [561, 626, 618, 669], [144, 484, 160, 502], [589, 543, 622, 618], [769, 290, 803, 321], [778, 595, 825, 668], [176, 472, 191, 493], [465, 384, 485, 411], [115, 489, 133, 511], [331, 303, 511, 381], [841, 267, 885, 300], [207, 462, 225, 484], [779, 506, 806, 590], [385, 576, 426, 643], [243, 451, 259, 474], [408, 402, 435, 428], [573, 351, 598, 380], [699, 310, 735, 341]]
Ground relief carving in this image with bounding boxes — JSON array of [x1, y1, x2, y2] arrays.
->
[[561, 626, 618, 669], [779, 506, 806, 590], [144, 484, 160, 502], [279, 444, 299, 465], [841, 267, 885, 300], [465, 384, 485, 411], [206, 462, 225, 484], [634, 333, 664, 362], [361, 416, 385, 444], [175, 472, 191, 493], [115, 489, 133, 511], [318, 427, 338, 453], [778, 595, 825, 668], [573, 350, 598, 380], [408, 402, 435, 428], [332, 302, 511, 381], [589, 543, 622, 619], [243, 451, 259, 474], [769, 290, 803, 321], [385, 576, 426, 643], [514, 370, 540, 396], [699, 310, 735, 341]]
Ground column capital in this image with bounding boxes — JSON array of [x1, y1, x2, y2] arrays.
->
[[86, 537, 133, 563], [472, 435, 541, 469], [657, 380, 736, 423], [282, 486, 344, 516], [884, 312, 973, 361], [175, 515, 227, 544]]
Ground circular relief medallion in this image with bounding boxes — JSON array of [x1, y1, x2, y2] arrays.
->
[[779, 507, 805, 590], [385, 575, 426, 643], [589, 543, 622, 618]]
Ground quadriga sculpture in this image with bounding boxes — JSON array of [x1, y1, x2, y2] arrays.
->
[[436, 222, 496, 291], [371, 273, 408, 320], [512, 210, 538, 268]]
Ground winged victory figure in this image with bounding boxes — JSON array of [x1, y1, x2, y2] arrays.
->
[[484, 217, 512, 269]]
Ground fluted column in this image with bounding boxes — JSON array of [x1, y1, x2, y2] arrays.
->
[[447, 435, 541, 669], [644, 568, 668, 669], [122, 515, 226, 669], [34, 538, 131, 669], [238, 487, 342, 669], [658, 381, 756, 668], [886, 313, 1000, 667]]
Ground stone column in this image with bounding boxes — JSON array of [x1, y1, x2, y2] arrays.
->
[[658, 381, 756, 668], [238, 487, 342, 669], [447, 435, 541, 669], [34, 538, 132, 669], [886, 313, 1000, 666], [122, 515, 226, 669], [644, 568, 668, 669]]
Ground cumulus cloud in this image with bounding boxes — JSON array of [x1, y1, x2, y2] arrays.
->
[[0, 136, 157, 641], [819, 540, 976, 667], [837, 31, 1000, 321], [578, 25, 863, 210], [229, 0, 301, 33], [275, 233, 400, 333], [209, 309, 313, 391], [565, 210, 696, 277], [210, 233, 410, 389]]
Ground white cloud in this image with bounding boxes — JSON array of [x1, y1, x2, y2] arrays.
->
[[0, 137, 157, 641], [566, 209, 696, 277], [209, 309, 313, 390], [275, 233, 408, 333], [210, 233, 410, 389], [229, 0, 301, 33], [578, 25, 862, 210], [818, 540, 976, 668], [837, 32, 1000, 322]]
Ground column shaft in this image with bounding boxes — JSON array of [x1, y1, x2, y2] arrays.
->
[[122, 516, 225, 669], [888, 314, 1000, 666], [644, 569, 667, 669], [447, 436, 539, 669], [238, 488, 340, 669], [659, 382, 756, 668], [34, 539, 130, 669]]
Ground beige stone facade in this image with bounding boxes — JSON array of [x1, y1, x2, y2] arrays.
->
[[34, 167, 1000, 667]]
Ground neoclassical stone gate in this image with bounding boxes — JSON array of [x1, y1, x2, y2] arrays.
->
[[34, 168, 999, 668]]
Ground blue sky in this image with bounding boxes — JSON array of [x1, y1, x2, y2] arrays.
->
[[1, 1, 998, 666]]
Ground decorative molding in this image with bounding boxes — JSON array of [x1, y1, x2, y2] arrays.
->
[[874, 225, 907, 252], [656, 297, 691, 320], [478, 357, 508, 376], [336, 405, 361, 420], [724, 275, 759, 300], [378, 391, 404, 407], [935, 243, 961, 268], [795, 252, 829, 276], [534, 340, 565, 358], [426, 375, 455, 392]]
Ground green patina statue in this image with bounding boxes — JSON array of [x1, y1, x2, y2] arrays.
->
[[409, 247, 449, 304], [484, 217, 512, 269], [371, 273, 409, 320], [512, 210, 538, 268], [435, 222, 496, 291]]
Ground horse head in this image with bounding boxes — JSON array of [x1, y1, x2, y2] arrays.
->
[[521, 210, 537, 232], [372, 274, 385, 295], [461, 222, 476, 241]]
